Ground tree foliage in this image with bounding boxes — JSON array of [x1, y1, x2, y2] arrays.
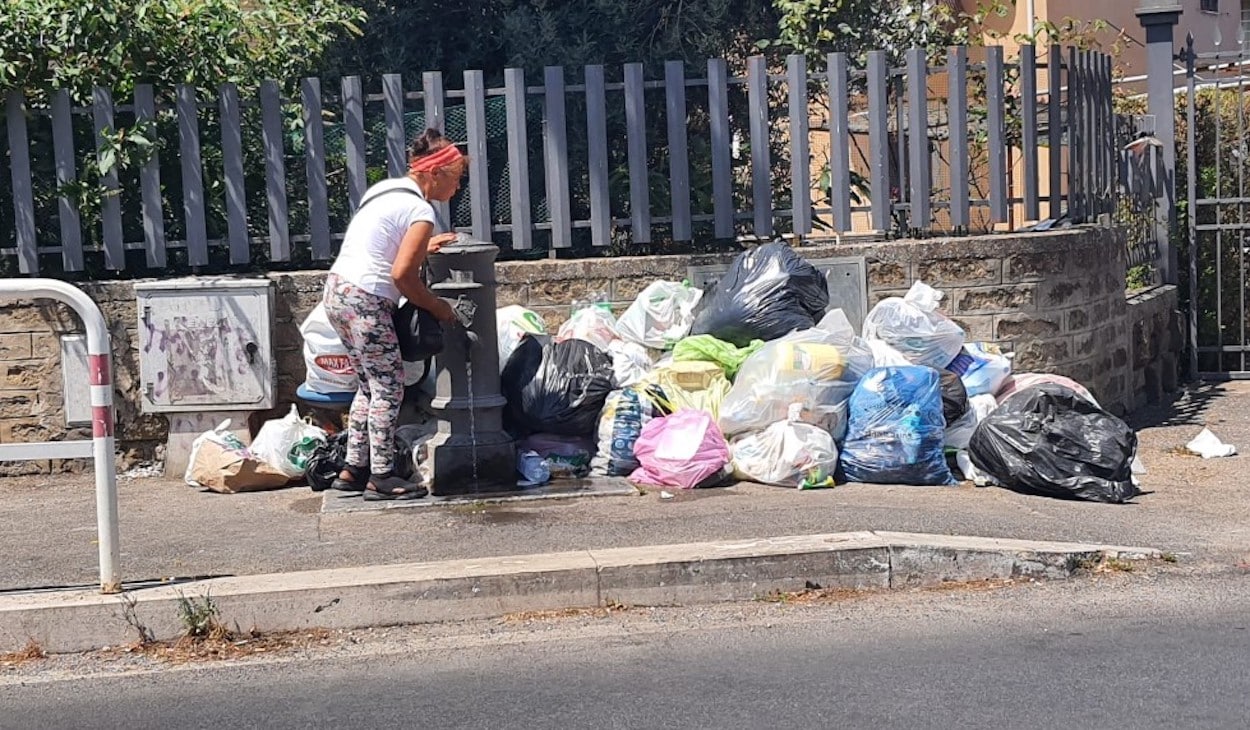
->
[[320, 0, 778, 83], [0, 0, 366, 102]]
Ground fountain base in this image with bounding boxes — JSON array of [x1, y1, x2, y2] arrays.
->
[[426, 430, 517, 496]]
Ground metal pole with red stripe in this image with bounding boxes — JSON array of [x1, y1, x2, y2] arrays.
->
[[0, 279, 120, 593]]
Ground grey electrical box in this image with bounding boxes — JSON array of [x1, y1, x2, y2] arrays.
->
[[134, 278, 275, 413], [687, 256, 869, 333]]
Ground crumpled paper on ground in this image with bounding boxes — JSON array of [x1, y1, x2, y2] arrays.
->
[[1186, 427, 1237, 458]]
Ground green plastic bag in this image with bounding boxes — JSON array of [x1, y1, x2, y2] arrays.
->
[[672, 335, 765, 380]]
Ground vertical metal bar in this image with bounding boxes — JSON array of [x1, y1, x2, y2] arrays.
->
[[1098, 54, 1111, 217], [1083, 51, 1096, 222], [867, 51, 891, 233], [5, 92, 38, 274], [1049, 44, 1064, 219], [948, 46, 970, 230], [666, 60, 693, 241], [543, 66, 572, 249], [341, 76, 367, 213], [1239, 57, 1247, 371], [747, 55, 772, 238], [584, 65, 611, 247], [133, 85, 167, 269], [624, 62, 651, 244], [828, 52, 852, 232], [302, 78, 331, 260], [906, 48, 930, 231], [219, 83, 249, 265], [51, 89, 83, 272], [177, 85, 208, 267], [504, 68, 533, 250], [1185, 41, 1199, 376], [786, 54, 812, 237], [382, 74, 406, 178], [1067, 47, 1082, 222], [92, 87, 124, 271], [1213, 55, 1224, 364], [422, 71, 450, 224], [986, 46, 1007, 224], [464, 69, 492, 241], [708, 58, 734, 239], [1020, 45, 1040, 222], [260, 80, 290, 262]]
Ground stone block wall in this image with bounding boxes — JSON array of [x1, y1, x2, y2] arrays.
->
[[1125, 285, 1183, 413], [0, 226, 1179, 472]]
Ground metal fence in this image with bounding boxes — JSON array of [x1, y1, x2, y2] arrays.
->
[[0, 45, 1116, 277]]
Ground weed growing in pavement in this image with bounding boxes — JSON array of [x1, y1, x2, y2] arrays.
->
[[118, 592, 155, 645], [176, 591, 230, 641]]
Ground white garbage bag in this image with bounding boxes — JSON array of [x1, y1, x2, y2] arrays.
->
[[616, 281, 703, 350], [300, 304, 357, 394], [731, 405, 840, 488], [946, 342, 1013, 396], [609, 340, 653, 388], [944, 393, 1000, 450], [862, 281, 965, 369], [497, 305, 547, 372]]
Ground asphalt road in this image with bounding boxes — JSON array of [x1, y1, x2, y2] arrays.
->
[[4, 571, 1248, 729]]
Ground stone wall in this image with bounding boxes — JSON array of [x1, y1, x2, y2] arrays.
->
[[0, 225, 1178, 473], [1125, 285, 1183, 413]]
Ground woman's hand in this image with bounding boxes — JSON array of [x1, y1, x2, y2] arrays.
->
[[429, 232, 458, 253], [428, 297, 459, 325]]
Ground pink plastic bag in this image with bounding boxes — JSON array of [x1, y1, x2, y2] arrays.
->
[[629, 410, 731, 489]]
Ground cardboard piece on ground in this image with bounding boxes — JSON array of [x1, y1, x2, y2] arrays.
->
[[187, 440, 293, 494]]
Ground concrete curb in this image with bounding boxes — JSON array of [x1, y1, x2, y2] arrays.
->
[[0, 531, 1161, 654]]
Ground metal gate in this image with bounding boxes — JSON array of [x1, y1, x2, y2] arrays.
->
[[1184, 40, 1250, 379]]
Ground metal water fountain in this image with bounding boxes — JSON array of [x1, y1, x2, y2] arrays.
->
[[423, 235, 516, 496]]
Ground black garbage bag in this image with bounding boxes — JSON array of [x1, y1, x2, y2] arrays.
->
[[306, 428, 420, 491], [501, 334, 615, 437], [939, 369, 969, 426], [689, 242, 830, 346], [968, 383, 1140, 503]]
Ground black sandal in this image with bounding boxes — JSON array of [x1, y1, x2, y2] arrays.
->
[[330, 464, 369, 492], [363, 472, 428, 501]]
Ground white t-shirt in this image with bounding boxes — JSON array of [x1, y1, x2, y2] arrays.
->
[[329, 177, 439, 302]]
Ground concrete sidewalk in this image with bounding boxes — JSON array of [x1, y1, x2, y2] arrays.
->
[[3, 382, 1249, 593]]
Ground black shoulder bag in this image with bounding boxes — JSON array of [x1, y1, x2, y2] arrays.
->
[[353, 187, 446, 364]]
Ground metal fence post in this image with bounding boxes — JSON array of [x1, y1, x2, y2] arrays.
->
[[1137, 1, 1183, 285], [0, 280, 120, 594]]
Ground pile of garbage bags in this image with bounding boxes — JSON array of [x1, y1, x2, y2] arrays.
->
[[496, 242, 1143, 503]]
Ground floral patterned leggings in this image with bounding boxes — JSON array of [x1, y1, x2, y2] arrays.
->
[[322, 273, 404, 475]]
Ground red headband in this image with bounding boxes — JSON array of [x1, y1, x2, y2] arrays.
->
[[409, 145, 463, 174]]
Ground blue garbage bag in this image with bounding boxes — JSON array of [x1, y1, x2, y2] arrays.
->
[[839, 366, 956, 485]]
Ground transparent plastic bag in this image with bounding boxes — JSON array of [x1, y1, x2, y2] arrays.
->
[[556, 306, 619, 352], [731, 405, 840, 488], [592, 387, 664, 476], [616, 280, 703, 349], [839, 366, 956, 486], [249, 405, 327, 478], [639, 360, 732, 420], [862, 281, 965, 369], [717, 310, 873, 438]]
